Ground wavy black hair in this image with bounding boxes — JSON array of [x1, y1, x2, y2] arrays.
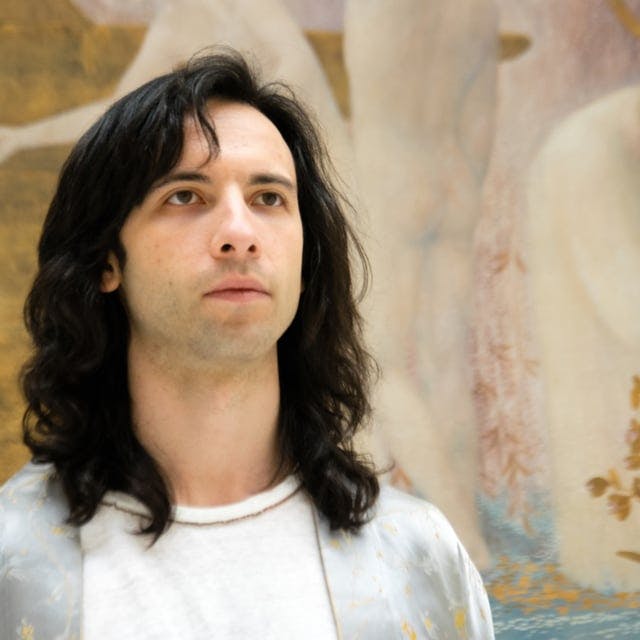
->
[[21, 49, 379, 538]]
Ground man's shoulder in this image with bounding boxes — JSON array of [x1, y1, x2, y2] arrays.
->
[[367, 483, 459, 544], [374, 482, 441, 516], [0, 463, 83, 638], [0, 461, 58, 509], [317, 485, 495, 638], [317, 483, 462, 566], [0, 462, 73, 546]]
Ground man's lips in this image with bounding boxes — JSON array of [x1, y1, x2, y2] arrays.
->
[[204, 277, 269, 300]]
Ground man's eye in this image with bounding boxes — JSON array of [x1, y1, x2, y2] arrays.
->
[[255, 192, 283, 207], [167, 190, 200, 205]]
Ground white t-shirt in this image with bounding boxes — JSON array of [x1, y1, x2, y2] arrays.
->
[[80, 476, 338, 639]]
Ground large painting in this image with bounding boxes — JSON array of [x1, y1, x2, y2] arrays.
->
[[1, 1, 639, 637]]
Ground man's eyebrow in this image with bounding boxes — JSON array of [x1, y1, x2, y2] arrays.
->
[[248, 173, 296, 191], [150, 171, 296, 192], [151, 171, 211, 190]]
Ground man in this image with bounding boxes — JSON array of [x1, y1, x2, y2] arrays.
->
[[0, 51, 494, 639]]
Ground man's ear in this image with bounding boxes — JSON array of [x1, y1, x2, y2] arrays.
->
[[100, 252, 122, 293]]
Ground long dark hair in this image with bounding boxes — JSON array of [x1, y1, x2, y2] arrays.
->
[[21, 49, 378, 538]]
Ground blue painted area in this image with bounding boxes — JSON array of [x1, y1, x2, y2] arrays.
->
[[477, 489, 556, 562], [478, 491, 640, 639], [491, 601, 640, 639]]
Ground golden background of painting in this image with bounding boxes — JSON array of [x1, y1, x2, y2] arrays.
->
[[0, 0, 526, 481], [0, 0, 348, 482]]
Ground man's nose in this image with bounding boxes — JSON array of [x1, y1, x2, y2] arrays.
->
[[209, 192, 260, 259]]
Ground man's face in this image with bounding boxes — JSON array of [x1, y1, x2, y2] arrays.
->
[[102, 100, 304, 370]]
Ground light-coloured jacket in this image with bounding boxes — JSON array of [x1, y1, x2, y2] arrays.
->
[[0, 463, 494, 639]]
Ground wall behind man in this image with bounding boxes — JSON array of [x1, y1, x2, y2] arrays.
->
[[0, 0, 146, 479], [1, 1, 640, 638]]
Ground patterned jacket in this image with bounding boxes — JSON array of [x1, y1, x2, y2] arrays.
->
[[0, 463, 494, 639]]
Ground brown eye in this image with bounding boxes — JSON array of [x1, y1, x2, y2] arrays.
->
[[255, 192, 283, 207], [167, 190, 200, 205]]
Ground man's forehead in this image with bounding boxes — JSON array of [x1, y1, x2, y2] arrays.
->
[[182, 100, 292, 157], [147, 101, 297, 192], [163, 100, 296, 183]]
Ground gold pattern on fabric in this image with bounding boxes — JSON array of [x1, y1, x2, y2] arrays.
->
[[19, 620, 34, 640], [401, 620, 417, 639], [454, 607, 468, 638]]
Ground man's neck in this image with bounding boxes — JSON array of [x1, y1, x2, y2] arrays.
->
[[127, 344, 283, 507]]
